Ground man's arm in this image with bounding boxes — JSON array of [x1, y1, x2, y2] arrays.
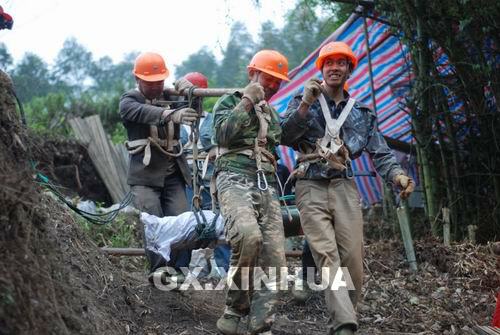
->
[[119, 91, 165, 125], [280, 95, 311, 147], [365, 114, 405, 183], [213, 94, 255, 147], [200, 113, 214, 149]]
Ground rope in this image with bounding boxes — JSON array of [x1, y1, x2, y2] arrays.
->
[[186, 86, 219, 241], [36, 172, 133, 225]]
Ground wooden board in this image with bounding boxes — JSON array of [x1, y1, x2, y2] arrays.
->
[[69, 115, 129, 203]]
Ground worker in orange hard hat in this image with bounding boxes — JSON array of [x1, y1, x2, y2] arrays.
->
[[119, 52, 200, 279], [210, 50, 289, 335], [281, 41, 415, 335]]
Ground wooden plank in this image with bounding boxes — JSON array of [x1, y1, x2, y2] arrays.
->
[[101, 247, 303, 258], [69, 115, 129, 203]]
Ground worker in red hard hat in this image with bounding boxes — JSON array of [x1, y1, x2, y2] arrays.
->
[[119, 52, 200, 279], [0, 6, 13, 30], [281, 41, 415, 334]]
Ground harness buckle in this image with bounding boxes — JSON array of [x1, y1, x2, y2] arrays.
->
[[256, 169, 269, 191], [345, 160, 354, 180]]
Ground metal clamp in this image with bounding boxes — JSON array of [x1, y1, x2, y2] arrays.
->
[[256, 169, 269, 191]]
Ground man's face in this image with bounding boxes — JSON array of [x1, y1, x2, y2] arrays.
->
[[321, 55, 351, 89], [250, 70, 282, 101], [137, 77, 164, 100]]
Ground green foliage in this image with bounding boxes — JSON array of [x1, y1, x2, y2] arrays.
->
[[74, 212, 140, 248], [11, 53, 54, 102], [217, 22, 256, 87], [111, 125, 127, 144], [174, 49, 218, 80], [24, 92, 71, 136], [203, 97, 219, 114], [0, 43, 13, 71], [52, 37, 94, 93]]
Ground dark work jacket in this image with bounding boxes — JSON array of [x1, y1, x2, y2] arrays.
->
[[281, 92, 404, 183], [119, 89, 191, 187]]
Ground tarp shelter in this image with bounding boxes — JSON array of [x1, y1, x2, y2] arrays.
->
[[271, 12, 417, 205]]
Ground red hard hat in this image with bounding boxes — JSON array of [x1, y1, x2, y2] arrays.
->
[[184, 72, 208, 88]]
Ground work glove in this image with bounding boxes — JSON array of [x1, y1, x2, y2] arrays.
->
[[170, 107, 198, 126], [393, 174, 415, 200], [242, 82, 265, 104], [174, 78, 194, 94], [302, 78, 323, 106]]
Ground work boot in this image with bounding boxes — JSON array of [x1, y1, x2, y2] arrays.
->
[[291, 283, 312, 303], [334, 326, 355, 335], [291, 276, 313, 303], [216, 313, 240, 335], [148, 269, 185, 289]]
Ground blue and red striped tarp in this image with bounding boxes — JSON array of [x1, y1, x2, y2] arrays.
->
[[271, 13, 415, 205]]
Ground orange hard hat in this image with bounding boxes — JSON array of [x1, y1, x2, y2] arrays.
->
[[315, 41, 358, 70], [184, 72, 208, 88], [247, 50, 290, 82], [133, 52, 169, 82]]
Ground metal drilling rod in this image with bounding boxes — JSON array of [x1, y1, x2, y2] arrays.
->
[[164, 87, 242, 97]]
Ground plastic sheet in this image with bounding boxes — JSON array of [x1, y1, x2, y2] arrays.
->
[[142, 211, 225, 262]]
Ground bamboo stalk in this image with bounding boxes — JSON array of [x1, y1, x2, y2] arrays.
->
[[396, 201, 418, 272], [442, 207, 451, 247], [467, 225, 477, 244]]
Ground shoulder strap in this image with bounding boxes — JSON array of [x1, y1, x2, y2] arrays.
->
[[318, 94, 356, 137]]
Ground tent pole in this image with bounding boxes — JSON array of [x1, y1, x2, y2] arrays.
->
[[362, 14, 378, 113]]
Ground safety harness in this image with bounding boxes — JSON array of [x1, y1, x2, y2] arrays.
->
[[208, 98, 292, 220], [214, 100, 277, 191], [125, 98, 183, 166], [287, 94, 356, 183]]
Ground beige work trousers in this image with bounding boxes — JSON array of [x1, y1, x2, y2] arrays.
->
[[295, 178, 364, 333]]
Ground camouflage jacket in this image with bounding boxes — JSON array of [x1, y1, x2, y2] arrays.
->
[[281, 92, 404, 182], [212, 92, 281, 177]]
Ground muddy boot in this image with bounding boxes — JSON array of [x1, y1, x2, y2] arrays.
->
[[291, 276, 313, 303], [291, 284, 312, 303], [216, 313, 240, 335], [148, 269, 185, 290], [334, 326, 355, 335]]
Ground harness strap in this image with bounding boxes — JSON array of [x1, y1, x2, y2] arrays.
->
[[318, 94, 355, 154]]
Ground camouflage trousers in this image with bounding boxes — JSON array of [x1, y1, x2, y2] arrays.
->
[[216, 171, 286, 332]]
